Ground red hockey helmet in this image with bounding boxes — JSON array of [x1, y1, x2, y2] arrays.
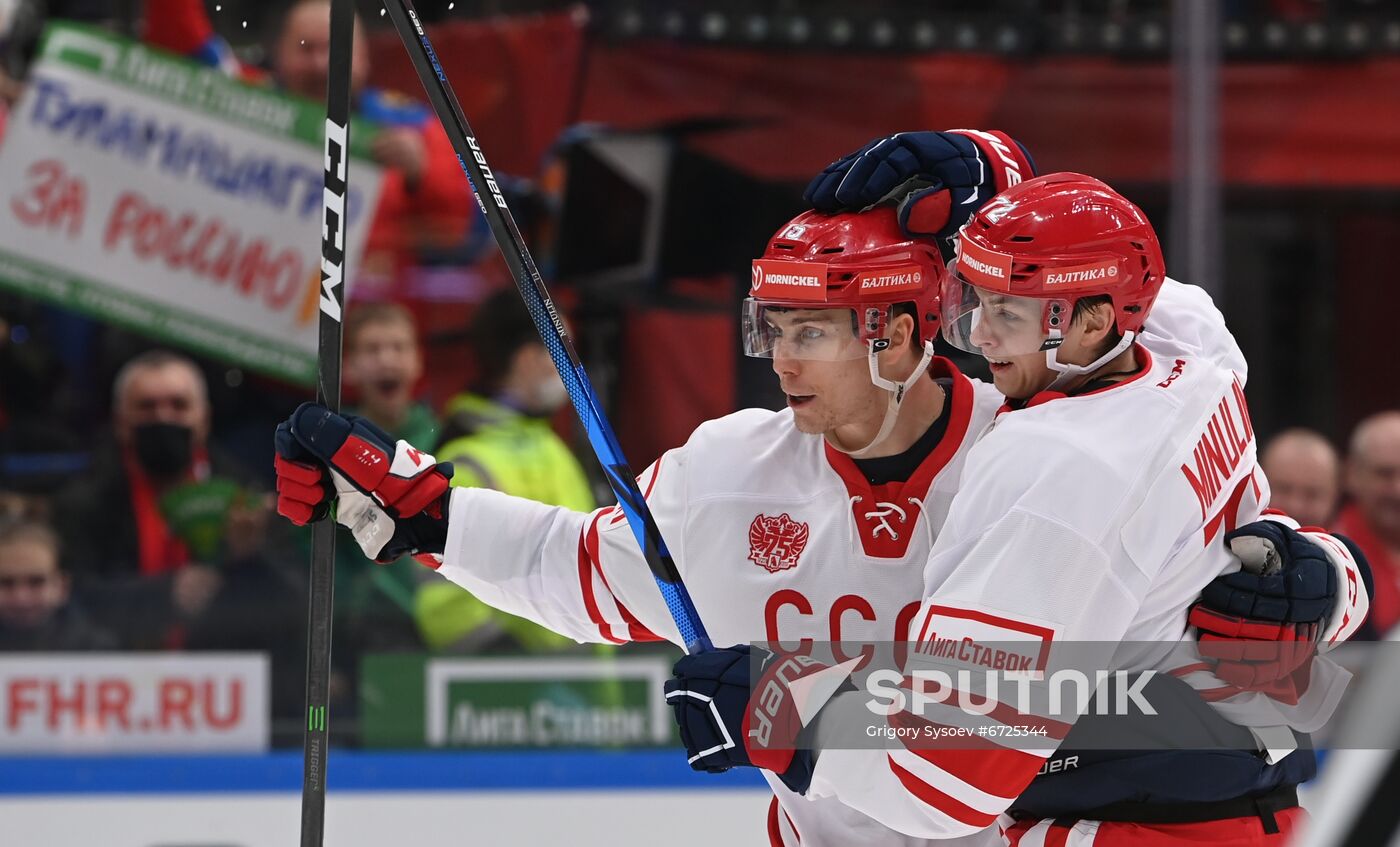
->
[[941, 172, 1166, 357], [744, 206, 945, 361]]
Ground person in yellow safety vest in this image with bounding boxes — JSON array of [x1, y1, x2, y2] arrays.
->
[[418, 289, 597, 652]]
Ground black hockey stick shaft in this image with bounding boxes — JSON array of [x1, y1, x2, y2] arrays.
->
[[381, 0, 711, 653], [300, 0, 352, 842]]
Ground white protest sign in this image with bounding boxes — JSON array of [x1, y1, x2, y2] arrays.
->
[[0, 23, 384, 384]]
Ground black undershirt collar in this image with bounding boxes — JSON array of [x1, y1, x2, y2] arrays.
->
[[850, 378, 953, 485]]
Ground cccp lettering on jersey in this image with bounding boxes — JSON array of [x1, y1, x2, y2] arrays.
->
[[764, 590, 922, 672]]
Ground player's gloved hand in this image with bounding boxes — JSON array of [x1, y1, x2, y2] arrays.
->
[[273, 402, 453, 566], [1189, 515, 1371, 695], [664, 645, 856, 795], [275, 420, 333, 526], [803, 129, 1036, 260]]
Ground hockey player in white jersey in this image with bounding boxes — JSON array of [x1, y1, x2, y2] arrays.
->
[[271, 135, 1365, 846], [829, 171, 1358, 845]]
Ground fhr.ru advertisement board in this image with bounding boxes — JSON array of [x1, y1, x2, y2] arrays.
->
[[0, 653, 268, 753]]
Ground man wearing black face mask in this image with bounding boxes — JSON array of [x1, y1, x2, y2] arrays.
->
[[52, 351, 301, 671]]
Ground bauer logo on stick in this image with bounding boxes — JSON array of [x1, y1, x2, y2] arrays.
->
[[465, 137, 507, 209]]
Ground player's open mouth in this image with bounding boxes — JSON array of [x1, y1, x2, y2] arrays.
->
[[787, 394, 815, 408], [986, 359, 1012, 374]]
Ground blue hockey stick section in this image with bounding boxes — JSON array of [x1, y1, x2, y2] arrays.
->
[[382, 0, 711, 654]]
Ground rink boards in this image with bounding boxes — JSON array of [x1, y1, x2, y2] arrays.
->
[[0, 750, 768, 846]]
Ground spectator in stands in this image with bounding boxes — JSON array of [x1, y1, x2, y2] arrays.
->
[[52, 349, 305, 737], [51, 351, 300, 651], [0, 516, 115, 650], [421, 290, 596, 652], [1260, 427, 1342, 528], [1337, 411, 1400, 637], [329, 304, 438, 668], [142, 0, 478, 272], [54, 349, 222, 646], [345, 302, 437, 445]]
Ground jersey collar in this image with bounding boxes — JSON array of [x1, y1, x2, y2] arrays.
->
[[824, 357, 974, 559], [997, 344, 1155, 417]]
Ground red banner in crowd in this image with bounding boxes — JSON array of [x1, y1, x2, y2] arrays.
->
[[369, 16, 1400, 189]]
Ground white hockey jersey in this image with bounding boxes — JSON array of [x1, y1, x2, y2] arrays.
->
[[806, 345, 1272, 840], [436, 280, 1253, 846]]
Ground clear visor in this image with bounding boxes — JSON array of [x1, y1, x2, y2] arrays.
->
[[741, 299, 868, 361], [940, 265, 1060, 358]]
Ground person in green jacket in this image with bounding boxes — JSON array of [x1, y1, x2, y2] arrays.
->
[[421, 289, 597, 652]]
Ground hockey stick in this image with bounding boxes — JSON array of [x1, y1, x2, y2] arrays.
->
[[299, 0, 353, 842], [381, 1, 712, 655]]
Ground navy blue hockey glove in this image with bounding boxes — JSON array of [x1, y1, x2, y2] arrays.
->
[[274, 402, 453, 565], [1190, 518, 1371, 695], [665, 645, 855, 795], [1198, 520, 1335, 626], [803, 129, 1037, 260]]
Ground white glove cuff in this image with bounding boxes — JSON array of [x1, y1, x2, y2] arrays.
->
[[332, 470, 395, 560], [1299, 529, 1369, 650]]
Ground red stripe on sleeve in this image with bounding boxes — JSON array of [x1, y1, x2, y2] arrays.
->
[[586, 514, 663, 643], [1002, 819, 1035, 847], [888, 756, 1000, 829], [1045, 823, 1072, 847], [766, 796, 786, 847], [607, 454, 667, 527], [783, 809, 801, 843], [641, 454, 665, 498], [1195, 685, 1246, 702], [913, 744, 1044, 800], [888, 712, 1045, 800], [577, 513, 625, 645]]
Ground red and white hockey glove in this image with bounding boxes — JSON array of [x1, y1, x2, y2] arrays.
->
[[274, 402, 453, 566], [663, 645, 857, 795], [803, 129, 1037, 261], [1189, 514, 1370, 699]]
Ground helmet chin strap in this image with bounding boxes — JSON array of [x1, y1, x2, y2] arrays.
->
[[837, 339, 936, 459], [1043, 331, 1137, 392]]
